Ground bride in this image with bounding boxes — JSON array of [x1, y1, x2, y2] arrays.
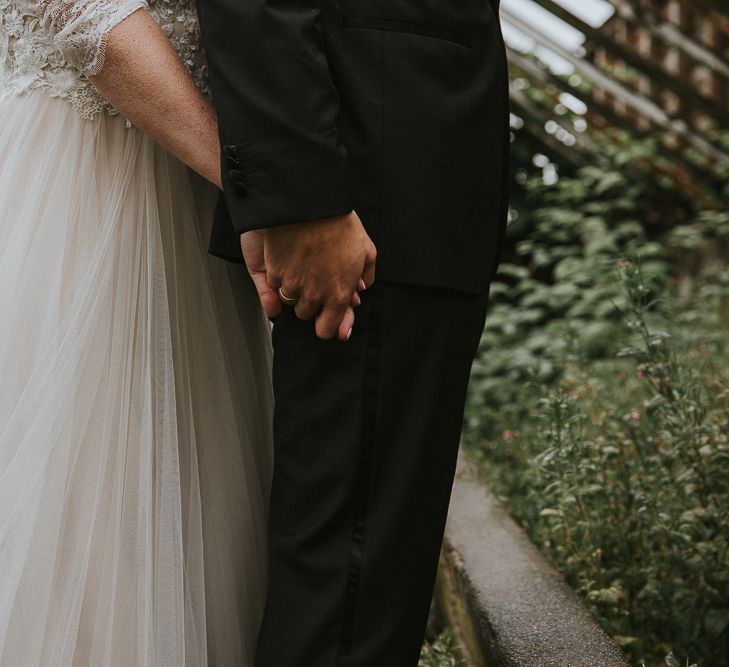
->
[[0, 1, 286, 663]]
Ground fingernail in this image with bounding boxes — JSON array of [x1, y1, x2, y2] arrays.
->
[[353, 293, 361, 306], [346, 327, 353, 341], [358, 279, 366, 292]]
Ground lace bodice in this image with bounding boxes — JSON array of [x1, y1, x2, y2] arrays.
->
[[0, 0, 207, 119]]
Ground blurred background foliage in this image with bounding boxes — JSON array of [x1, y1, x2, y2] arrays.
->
[[463, 1, 729, 665]]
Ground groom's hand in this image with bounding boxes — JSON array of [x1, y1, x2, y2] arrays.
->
[[264, 212, 376, 340]]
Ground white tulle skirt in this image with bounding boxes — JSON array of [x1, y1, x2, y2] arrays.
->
[[0, 90, 274, 666]]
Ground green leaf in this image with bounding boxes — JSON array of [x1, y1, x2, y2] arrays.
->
[[539, 508, 561, 517], [704, 608, 729, 638], [613, 635, 641, 648]]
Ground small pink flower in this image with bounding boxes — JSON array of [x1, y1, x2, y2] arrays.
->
[[629, 411, 641, 422], [502, 430, 513, 441], [637, 370, 645, 379]]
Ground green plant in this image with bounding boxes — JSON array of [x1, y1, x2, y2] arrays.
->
[[467, 141, 680, 435], [418, 630, 465, 667], [466, 262, 729, 666]]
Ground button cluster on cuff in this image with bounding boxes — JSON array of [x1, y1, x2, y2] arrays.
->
[[222, 144, 240, 164], [223, 144, 254, 197]]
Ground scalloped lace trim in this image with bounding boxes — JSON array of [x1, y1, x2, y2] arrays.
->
[[0, 0, 208, 120]]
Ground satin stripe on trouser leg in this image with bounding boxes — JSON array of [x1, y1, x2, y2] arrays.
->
[[255, 282, 488, 667]]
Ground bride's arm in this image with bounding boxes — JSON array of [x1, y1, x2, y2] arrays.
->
[[86, 9, 222, 187], [38, 0, 220, 187]]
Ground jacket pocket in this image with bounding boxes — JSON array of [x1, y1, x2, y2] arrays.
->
[[342, 16, 472, 48]]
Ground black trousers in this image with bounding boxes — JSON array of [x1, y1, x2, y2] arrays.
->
[[255, 282, 489, 667]]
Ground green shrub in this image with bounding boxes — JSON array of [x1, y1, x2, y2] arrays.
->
[[466, 156, 672, 447], [464, 115, 729, 666], [466, 262, 729, 666], [418, 630, 465, 667]]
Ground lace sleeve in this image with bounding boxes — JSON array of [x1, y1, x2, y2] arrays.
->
[[39, 0, 148, 75]]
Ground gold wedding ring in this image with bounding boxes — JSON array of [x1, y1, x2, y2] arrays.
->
[[278, 287, 298, 305]]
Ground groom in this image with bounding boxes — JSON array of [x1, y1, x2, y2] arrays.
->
[[197, 0, 510, 664]]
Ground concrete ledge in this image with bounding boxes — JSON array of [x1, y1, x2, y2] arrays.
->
[[434, 452, 630, 667]]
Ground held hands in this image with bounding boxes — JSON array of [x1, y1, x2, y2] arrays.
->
[[241, 211, 377, 341]]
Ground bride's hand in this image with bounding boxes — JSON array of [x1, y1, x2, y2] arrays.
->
[[241, 230, 283, 319]]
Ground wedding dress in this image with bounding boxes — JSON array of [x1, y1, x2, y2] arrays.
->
[[0, 1, 273, 664]]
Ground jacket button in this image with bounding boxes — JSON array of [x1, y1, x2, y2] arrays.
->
[[223, 145, 240, 165]]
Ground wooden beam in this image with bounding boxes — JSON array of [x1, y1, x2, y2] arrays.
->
[[529, 0, 729, 126], [507, 51, 723, 207], [611, 0, 729, 81], [684, 0, 729, 24], [506, 49, 645, 138], [501, 7, 729, 168], [511, 85, 599, 153], [508, 90, 590, 167]]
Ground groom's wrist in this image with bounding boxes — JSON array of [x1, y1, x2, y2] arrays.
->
[[220, 127, 353, 234]]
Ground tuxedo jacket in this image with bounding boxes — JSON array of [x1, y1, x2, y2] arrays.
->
[[197, 0, 510, 294]]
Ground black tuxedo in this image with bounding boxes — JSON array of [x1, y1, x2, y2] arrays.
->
[[199, 0, 509, 294], [197, 0, 509, 663]]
